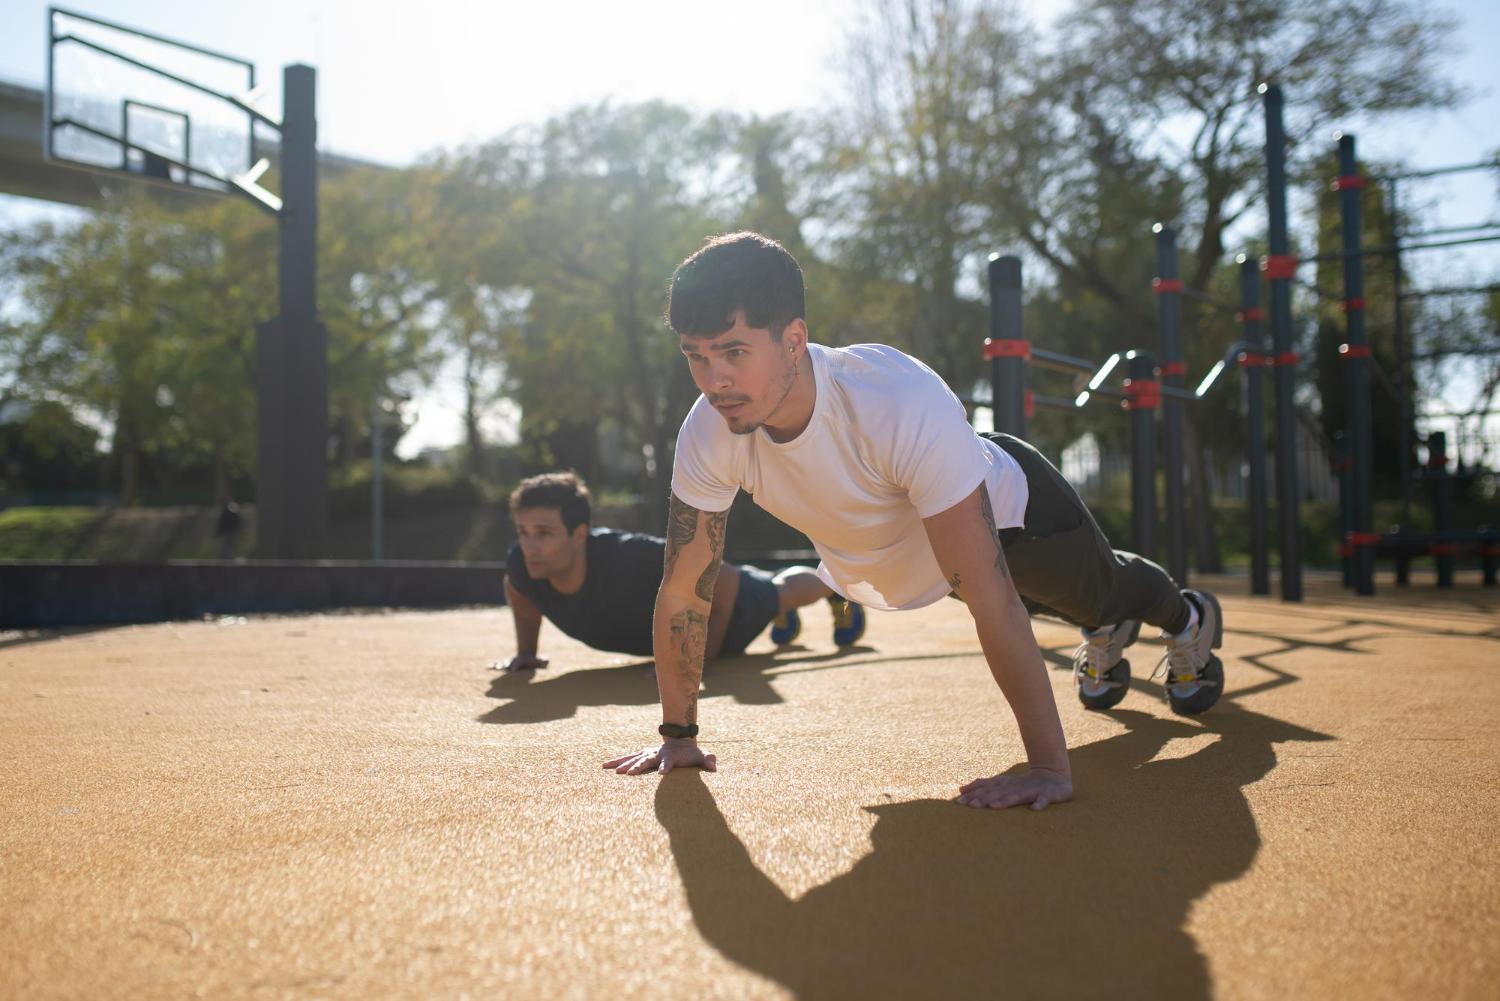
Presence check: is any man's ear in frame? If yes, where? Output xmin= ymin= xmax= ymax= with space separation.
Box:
xmin=782 ymin=318 xmax=809 ymax=357
xmin=571 ymin=522 xmax=590 ymax=546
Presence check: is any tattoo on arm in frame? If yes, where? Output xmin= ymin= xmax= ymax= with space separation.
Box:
xmin=664 ymin=494 xmax=700 ymax=583
xmin=978 ymin=488 xmax=1011 ymax=580
xmin=694 ymin=509 xmax=728 ymax=603
xmin=668 ymin=608 xmax=708 ymax=724
xmin=947 ymin=571 xmax=962 ymax=596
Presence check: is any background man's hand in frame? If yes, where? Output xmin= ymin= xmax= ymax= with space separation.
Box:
xmin=957 ymin=768 xmax=1073 ymax=810
xmin=493 ymin=654 xmax=549 ymax=672
xmin=604 ymin=738 xmax=717 ymax=776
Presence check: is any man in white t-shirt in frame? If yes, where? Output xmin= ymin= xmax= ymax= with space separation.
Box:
xmin=604 ymin=232 xmax=1225 ymax=811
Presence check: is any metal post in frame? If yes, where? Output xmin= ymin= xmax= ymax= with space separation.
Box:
xmin=1428 ymin=432 xmax=1455 ymax=588
xmin=987 ymin=255 xmax=1028 ymax=438
xmin=1389 ymin=177 xmax=1415 ymax=527
xmin=1239 ymin=256 xmax=1270 ymax=596
xmin=1154 ymin=225 xmax=1188 ymax=585
xmin=1127 ymin=351 xmax=1158 ymax=559
xmin=1335 ymin=430 xmax=1353 ymax=587
xmin=1337 ymin=134 xmax=1375 ymax=595
xmin=371 ymin=395 xmax=384 ymax=562
xmin=282 ymin=64 xmax=327 ymax=558
xmin=1261 ymin=83 xmax=1302 ymax=601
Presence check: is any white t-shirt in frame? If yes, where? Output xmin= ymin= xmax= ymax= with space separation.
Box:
xmin=671 ymin=342 xmax=1029 ymax=611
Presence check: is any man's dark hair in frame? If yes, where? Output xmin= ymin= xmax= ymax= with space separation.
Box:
xmin=508 ymin=471 xmax=592 ymax=532
xmin=667 ymin=231 xmax=805 ymax=339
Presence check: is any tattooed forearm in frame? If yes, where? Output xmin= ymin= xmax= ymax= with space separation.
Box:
xmin=668 ymin=608 xmax=709 ymax=724
xmin=664 ymin=494 xmax=700 ymax=582
xmin=947 ymin=571 xmax=962 ymax=596
xmin=978 ymin=488 xmax=1011 ymax=579
xmin=693 ymin=509 xmax=728 ymax=603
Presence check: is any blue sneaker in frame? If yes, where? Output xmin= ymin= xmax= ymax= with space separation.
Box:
xmin=769 ymin=609 xmax=802 ymax=645
xmin=831 ymin=599 xmax=866 ymax=647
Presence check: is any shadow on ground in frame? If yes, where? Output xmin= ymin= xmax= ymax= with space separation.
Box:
xmin=656 ymin=705 xmax=1330 ymax=1001
xmin=477 ymin=645 xmax=888 ymax=724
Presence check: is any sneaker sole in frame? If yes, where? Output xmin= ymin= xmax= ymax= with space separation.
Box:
xmin=1167 ymin=590 xmax=1224 ymax=715
xmin=770 ymin=611 xmax=802 ymax=645
xmin=833 ymin=604 xmax=865 ymax=647
xmin=1079 ymin=658 xmax=1131 ymax=711
xmin=1168 ymin=655 xmax=1223 ymax=715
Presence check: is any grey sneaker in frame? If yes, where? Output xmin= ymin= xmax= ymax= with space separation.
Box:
xmin=1072 ymin=619 xmax=1141 ymax=710
xmin=1156 ymin=589 xmax=1225 ymax=715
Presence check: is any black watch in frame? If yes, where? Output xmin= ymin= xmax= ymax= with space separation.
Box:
xmin=658 ymin=722 xmax=699 ymax=739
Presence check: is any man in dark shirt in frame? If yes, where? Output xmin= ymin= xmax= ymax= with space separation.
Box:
xmin=497 ymin=471 xmax=864 ymax=670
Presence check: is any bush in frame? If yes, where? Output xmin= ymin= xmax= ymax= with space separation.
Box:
xmin=0 ymin=507 xmax=110 ymax=559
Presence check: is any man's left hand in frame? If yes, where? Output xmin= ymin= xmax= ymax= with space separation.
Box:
xmin=957 ymin=768 xmax=1073 ymax=810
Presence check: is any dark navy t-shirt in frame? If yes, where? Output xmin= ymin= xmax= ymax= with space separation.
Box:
xmin=505 ymin=529 xmax=665 ymax=656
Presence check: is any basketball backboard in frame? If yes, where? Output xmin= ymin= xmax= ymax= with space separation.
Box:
xmin=46 ymin=6 xmax=278 ymax=207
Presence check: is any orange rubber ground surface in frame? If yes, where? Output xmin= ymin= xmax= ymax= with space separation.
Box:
xmin=3 ymin=574 xmax=1498 ymax=1000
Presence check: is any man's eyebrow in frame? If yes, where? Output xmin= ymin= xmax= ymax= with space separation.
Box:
xmin=680 ymin=339 xmax=752 ymax=353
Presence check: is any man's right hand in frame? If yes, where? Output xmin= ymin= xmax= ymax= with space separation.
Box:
xmin=493 ymin=653 xmax=549 ymax=672
xmin=604 ymin=738 xmax=717 ymax=775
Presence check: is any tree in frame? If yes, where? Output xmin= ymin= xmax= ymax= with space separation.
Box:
xmin=816 ymin=0 xmax=1046 ymax=388
xmin=495 ymin=102 xmax=735 ymax=511
xmin=0 ymin=167 xmax=450 ymax=505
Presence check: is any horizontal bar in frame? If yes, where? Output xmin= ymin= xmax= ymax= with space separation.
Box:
xmin=1401 ymin=221 xmax=1500 ymax=239
xmin=1031 ymin=393 xmax=1079 ymax=412
xmin=1410 ymin=347 xmax=1500 ymax=360
xmin=1029 ymin=348 xmax=1099 ymax=375
xmin=1303 ymin=233 xmax=1500 ymax=263
xmin=1417 ymin=408 xmax=1500 ymax=418
xmin=1376 ymin=159 xmax=1500 ymax=181
xmin=1400 ymin=285 xmax=1500 ymax=300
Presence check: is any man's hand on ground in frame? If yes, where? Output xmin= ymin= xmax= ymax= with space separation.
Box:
xmin=957 ymin=768 xmax=1073 ymax=811
xmin=492 ymin=654 xmax=549 ymax=672
xmin=604 ymin=739 xmax=717 ymax=776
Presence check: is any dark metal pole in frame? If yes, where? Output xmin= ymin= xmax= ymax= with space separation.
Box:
xmin=1428 ymin=432 xmax=1455 ymax=588
xmin=1154 ymin=225 xmax=1188 ymax=585
xmin=1335 ymin=430 xmax=1353 ymax=587
xmin=987 ymin=255 xmax=1028 ymax=438
xmin=372 ymin=395 xmax=384 ymax=562
xmin=256 ymin=63 xmax=328 ymax=559
xmin=1239 ymin=255 xmax=1270 ymax=596
xmin=1262 ymin=83 xmax=1302 ymax=601
xmin=1337 ymin=134 xmax=1375 ymax=595
xmin=280 ymin=64 xmax=327 ymax=559
xmin=1389 ymin=178 xmax=1415 ymax=527
xmin=1127 ymin=351 xmax=1158 ymax=559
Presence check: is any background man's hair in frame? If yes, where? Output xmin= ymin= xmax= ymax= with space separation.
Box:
xmin=666 ymin=231 xmax=805 ymax=339
xmin=508 ymin=471 xmax=592 ymax=532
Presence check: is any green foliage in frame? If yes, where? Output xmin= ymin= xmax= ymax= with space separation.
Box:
xmin=0 ymin=399 xmax=102 ymax=495
xmin=0 ymin=507 xmax=108 ymax=558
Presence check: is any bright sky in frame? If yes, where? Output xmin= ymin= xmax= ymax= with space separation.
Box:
xmin=1 ymin=0 xmax=1496 ymax=458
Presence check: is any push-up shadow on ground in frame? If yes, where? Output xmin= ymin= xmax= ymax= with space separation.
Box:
xmin=656 ymin=705 xmax=1330 ymax=1001
xmin=477 ymin=645 xmax=898 ymax=725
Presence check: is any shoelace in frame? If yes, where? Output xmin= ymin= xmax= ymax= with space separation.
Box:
xmin=1072 ymin=634 xmax=1113 ymax=682
xmin=1151 ymin=630 xmax=1211 ymax=690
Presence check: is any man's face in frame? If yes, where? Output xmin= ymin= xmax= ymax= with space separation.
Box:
xmin=514 ymin=506 xmax=586 ymax=580
xmin=680 ymin=314 xmax=803 ymax=436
